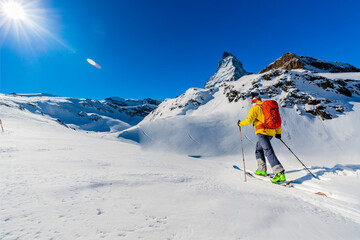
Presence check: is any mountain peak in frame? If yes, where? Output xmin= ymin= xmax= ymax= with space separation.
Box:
xmin=205 ymin=52 xmax=248 ymax=89
xmin=222 ymin=51 xmax=235 ymax=59
xmin=259 ymin=52 xmax=303 ymax=74
xmin=260 ymin=52 xmax=360 ymax=73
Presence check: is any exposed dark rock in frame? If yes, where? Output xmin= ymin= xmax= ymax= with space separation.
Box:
xmin=250 ymin=92 xmax=261 ymax=99
xmin=260 ymin=53 xmax=304 ymax=73
xmin=262 ymin=70 xmax=282 ymax=80
xmin=317 ymin=109 xmax=332 ymax=120
xmin=57 ymin=119 xmax=69 ymax=128
xmin=190 ymin=99 xmax=201 ymax=106
xmin=334 ymin=106 xmax=345 ymax=113
xmin=259 ymin=52 xmax=360 ymax=73
xmin=224 ymin=85 xmax=241 ymax=103
xmin=307 ymin=99 xmax=321 ymax=105
xmin=317 ymin=80 xmax=334 ymax=90
xmin=337 ymin=86 xmax=352 ymax=97
xmin=222 ymin=51 xmax=234 ymax=59
xmin=335 ymin=80 xmax=347 ymax=87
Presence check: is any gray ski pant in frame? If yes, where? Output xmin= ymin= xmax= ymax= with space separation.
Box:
xmin=255 ymin=133 xmax=284 ymax=175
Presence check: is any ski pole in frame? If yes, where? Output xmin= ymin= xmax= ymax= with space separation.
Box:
xmin=238 ymin=125 xmax=247 ymax=182
xmin=0 ymin=119 xmax=3 ymax=132
xmin=279 ymin=139 xmax=317 ymax=179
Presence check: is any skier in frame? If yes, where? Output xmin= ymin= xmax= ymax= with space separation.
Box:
xmin=238 ymin=96 xmax=286 ymax=183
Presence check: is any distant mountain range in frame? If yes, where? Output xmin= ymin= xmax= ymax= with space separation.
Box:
xmin=0 ymin=93 xmax=160 ymax=132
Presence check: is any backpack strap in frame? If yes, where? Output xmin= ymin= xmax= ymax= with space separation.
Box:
xmin=255 ymin=104 xmax=267 ymax=130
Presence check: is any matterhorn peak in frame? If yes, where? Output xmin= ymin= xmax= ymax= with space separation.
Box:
xmin=204 ymin=51 xmax=248 ymax=89
xmin=222 ymin=51 xmax=235 ymax=59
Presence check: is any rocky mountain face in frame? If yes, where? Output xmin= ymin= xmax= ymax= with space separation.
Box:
xmin=0 ymin=93 xmax=161 ymax=132
xmin=204 ymin=52 xmax=248 ymax=89
xmin=260 ymin=52 xmax=360 ymax=74
xmin=223 ymin=69 xmax=360 ymax=120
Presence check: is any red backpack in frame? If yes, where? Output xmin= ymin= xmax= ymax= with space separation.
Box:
xmin=258 ymin=100 xmax=282 ymax=129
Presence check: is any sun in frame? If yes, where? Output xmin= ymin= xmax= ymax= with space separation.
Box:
xmin=0 ymin=0 xmax=74 ymax=53
xmin=2 ymin=1 xmax=26 ymax=20
xmin=0 ymin=0 xmax=47 ymax=44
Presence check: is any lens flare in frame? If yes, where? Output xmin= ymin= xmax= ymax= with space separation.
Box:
xmin=87 ymin=58 xmax=96 ymax=66
xmin=87 ymin=58 xmax=101 ymax=69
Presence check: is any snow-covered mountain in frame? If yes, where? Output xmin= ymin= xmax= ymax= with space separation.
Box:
xmin=120 ymin=52 xmax=360 ymax=160
xmin=204 ymin=51 xmax=248 ymax=89
xmin=0 ymin=93 xmax=160 ymax=132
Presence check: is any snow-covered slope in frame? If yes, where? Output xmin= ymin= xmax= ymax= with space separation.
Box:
xmin=1 ymin=95 xmax=360 ymax=240
xmin=0 ymin=93 xmax=160 ymax=132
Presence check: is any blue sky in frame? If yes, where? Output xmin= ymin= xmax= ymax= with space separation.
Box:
xmin=1 ymin=0 xmax=359 ymax=100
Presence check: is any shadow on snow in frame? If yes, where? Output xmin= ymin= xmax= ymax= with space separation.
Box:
xmin=288 ymin=164 xmax=360 ymax=184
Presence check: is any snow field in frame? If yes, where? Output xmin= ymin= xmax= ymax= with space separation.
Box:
xmin=1 ymin=106 xmax=360 ymax=239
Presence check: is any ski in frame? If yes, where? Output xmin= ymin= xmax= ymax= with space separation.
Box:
xmin=233 ymin=165 xmax=329 ymax=197
xmin=233 ymin=165 xmax=294 ymax=187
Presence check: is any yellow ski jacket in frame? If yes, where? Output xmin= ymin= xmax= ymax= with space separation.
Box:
xmin=238 ymin=100 xmax=281 ymax=136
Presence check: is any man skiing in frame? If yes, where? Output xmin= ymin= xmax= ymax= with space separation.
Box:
xmin=238 ymin=96 xmax=286 ymax=183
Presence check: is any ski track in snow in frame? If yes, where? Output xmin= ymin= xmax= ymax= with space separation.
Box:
xmin=1 ymin=106 xmax=360 ymax=240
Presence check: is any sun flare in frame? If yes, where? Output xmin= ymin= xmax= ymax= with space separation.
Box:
xmin=3 ymin=1 xmax=25 ymax=20
xmin=0 ymin=0 xmax=71 ymax=51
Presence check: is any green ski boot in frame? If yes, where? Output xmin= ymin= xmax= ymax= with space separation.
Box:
xmin=255 ymin=169 xmax=267 ymax=176
xmin=272 ymin=172 xmax=286 ymax=183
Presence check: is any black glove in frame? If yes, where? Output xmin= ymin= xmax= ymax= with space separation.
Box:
xmin=238 ymin=120 xmax=241 ymax=126
xmin=275 ymin=134 xmax=281 ymax=139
